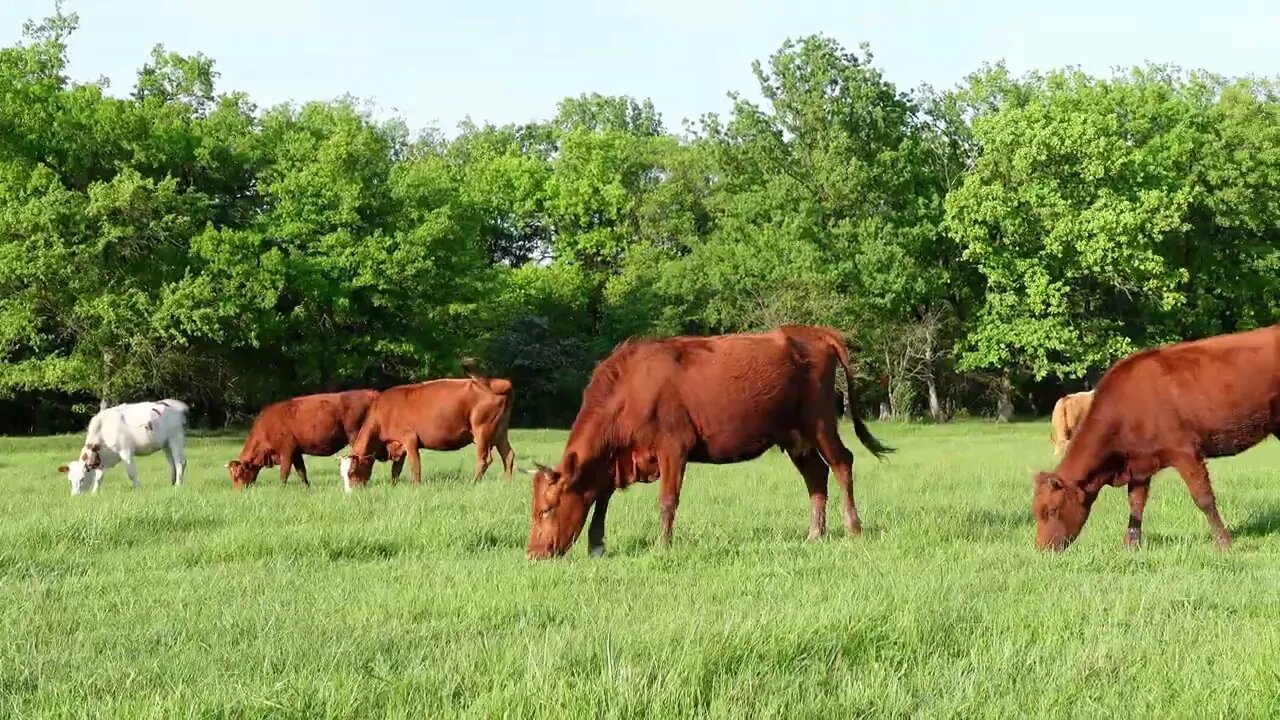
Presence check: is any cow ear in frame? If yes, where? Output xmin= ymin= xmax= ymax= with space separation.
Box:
xmin=562 ymin=451 xmax=579 ymax=479
xmin=57 ymin=465 xmax=69 ymax=474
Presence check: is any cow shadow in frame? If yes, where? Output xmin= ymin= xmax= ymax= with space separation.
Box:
xmin=1231 ymin=505 xmax=1280 ymax=538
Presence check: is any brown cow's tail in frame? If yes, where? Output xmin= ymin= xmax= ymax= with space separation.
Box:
xmin=824 ymin=328 xmax=895 ymax=459
xmin=460 ymin=357 xmax=512 ymax=395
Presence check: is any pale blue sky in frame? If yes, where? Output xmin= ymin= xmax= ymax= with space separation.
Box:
xmin=3 ymin=1 xmax=1278 ymax=136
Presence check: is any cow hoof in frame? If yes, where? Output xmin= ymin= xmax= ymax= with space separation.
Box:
xmin=1215 ymin=536 xmax=1234 ymax=550
xmin=589 ymin=545 xmax=606 ymax=558
xmin=805 ymin=530 xmax=824 ymax=542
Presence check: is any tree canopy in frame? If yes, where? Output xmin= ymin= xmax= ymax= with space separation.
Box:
xmin=2 ymin=8 xmax=1278 ymax=431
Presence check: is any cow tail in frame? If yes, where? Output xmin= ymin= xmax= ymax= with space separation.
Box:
xmin=461 ymin=357 xmax=512 ymax=397
xmin=826 ymin=329 xmax=895 ymax=459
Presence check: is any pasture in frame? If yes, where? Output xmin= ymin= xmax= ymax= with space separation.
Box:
xmin=4 ymin=422 xmax=1280 ymax=718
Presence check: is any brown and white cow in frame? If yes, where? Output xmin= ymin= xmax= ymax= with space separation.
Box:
xmin=526 ymin=324 xmax=895 ymax=559
xmin=225 ymin=389 xmax=397 ymax=489
xmin=1033 ymin=324 xmax=1280 ymax=551
xmin=1049 ymin=390 xmax=1095 ymax=456
xmin=339 ymin=359 xmax=515 ymax=491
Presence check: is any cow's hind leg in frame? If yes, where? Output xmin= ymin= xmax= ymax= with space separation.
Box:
xmin=786 ymin=448 xmax=830 ymax=541
xmin=496 ymin=430 xmax=515 ymax=482
xmin=656 ymin=453 xmax=687 ymax=548
xmin=121 ymin=452 xmax=141 ymax=491
xmin=166 ymin=435 xmax=187 ymax=486
xmin=471 ymin=429 xmax=494 ymax=483
xmin=588 ymin=489 xmax=614 ymax=557
xmin=814 ymin=426 xmax=860 ymax=536
xmin=1173 ymin=453 xmax=1232 ymax=548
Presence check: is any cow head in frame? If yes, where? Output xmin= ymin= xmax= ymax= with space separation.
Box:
xmin=340 ymin=454 xmax=376 ymax=493
xmin=224 ymin=460 xmax=262 ymax=489
xmin=1032 ymin=471 xmax=1092 ymax=550
xmin=526 ymin=451 xmax=593 ymax=559
xmin=58 ymin=460 xmax=99 ymax=495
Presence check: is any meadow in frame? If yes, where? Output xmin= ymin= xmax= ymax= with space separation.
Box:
xmin=3 ymin=421 xmax=1280 ymax=718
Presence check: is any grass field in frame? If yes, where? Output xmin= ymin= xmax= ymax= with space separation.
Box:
xmin=4 ymin=421 xmax=1280 ymax=718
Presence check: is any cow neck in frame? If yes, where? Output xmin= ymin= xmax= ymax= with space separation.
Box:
xmin=1053 ymin=422 xmax=1116 ymax=498
xmin=561 ymin=422 xmax=614 ymax=495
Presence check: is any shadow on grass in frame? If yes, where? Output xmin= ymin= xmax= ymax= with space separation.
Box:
xmin=963 ymin=508 xmax=1034 ymax=531
xmin=1231 ymin=505 xmax=1280 ymax=538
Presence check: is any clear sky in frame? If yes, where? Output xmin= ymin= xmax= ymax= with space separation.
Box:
xmin=3 ymin=1 xmax=1278 ymax=137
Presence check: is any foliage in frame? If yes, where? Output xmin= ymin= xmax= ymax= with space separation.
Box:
xmin=2 ymin=8 xmax=1279 ymax=430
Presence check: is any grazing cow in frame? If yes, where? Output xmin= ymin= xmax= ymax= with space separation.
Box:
xmin=225 ymin=389 xmax=401 ymax=489
xmin=1049 ymin=390 xmax=1095 ymax=456
xmin=57 ymin=399 xmax=190 ymax=495
xmin=526 ymin=324 xmax=895 ymax=559
xmin=339 ymin=359 xmax=515 ymax=491
xmin=1032 ymin=324 xmax=1280 ymax=551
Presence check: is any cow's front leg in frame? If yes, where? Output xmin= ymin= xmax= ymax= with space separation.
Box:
xmin=656 ymin=453 xmax=686 ymax=548
xmin=1126 ymin=480 xmax=1150 ymax=548
xmin=588 ymin=490 xmax=614 ymax=557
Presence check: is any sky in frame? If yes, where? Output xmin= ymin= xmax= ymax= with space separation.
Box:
xmin=2 ymin=0 xmax=1278 ymax=137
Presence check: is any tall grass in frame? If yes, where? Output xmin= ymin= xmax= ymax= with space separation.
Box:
xmin=2 ymin=422 xmax=1279 ymax=718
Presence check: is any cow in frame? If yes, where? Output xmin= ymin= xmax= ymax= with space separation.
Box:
xmin=1032 ymin=324 xmax=1280 ymax=551
xmin=526 ymin=324 xmax=895 ymax=560
xmin=225 ymin=389 xmax=403 ymax=489
xmin=339 ymin=359 xmax=515 ymax=491
xmin=57 ymin=399 xmax=190 ymax=495
xmin=1049 ymin=390 xmax=1095 ymax=456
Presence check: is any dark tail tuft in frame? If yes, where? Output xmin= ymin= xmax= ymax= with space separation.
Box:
xmin=853 ymin=415 xmax=895 ymax=459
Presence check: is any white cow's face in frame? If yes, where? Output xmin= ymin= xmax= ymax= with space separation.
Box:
xmin=339 ymin=456 xmax=353 ymax=493
xmin=58 ymin=460 xmax=96 ymax=495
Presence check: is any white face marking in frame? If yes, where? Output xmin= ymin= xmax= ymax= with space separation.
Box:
xmin=64 ymin=460 xmax=91 ymax=495
xmin=339 ymin=457 xmax=352 ymax=493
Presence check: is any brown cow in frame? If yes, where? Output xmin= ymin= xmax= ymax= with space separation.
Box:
xmin=225 ymin=389 xmax=404 ymax=489
xmin=339 ymin=359 xmax=515 ymax=490
xmin=1049 ymin=390 xmax=1095 ymax=456
xmin=1033 ymin=324 xmax=1280 ymax=551
xmin=526 ymin=325 xmax=895 ymax=559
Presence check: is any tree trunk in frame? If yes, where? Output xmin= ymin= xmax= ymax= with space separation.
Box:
xmin=99 ymin=350 xmax=114 ymax=410
xmin=926 ymin=372 xmax=944 ymax=423
xmin=995 ymin=377 xmax=1014 ymax=423
xmin=879 ymin=401 xmax=892 ymax=422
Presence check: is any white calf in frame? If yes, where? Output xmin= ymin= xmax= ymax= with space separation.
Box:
xmin=57 ymin=399 xmax=191 ymax=495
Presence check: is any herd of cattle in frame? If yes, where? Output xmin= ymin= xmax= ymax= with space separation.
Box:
xmin=51 ymin=322 xmax=1280 ymax=557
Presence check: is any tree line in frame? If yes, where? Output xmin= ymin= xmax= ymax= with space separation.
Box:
xmin=2 ymin=7 xmax=1278 ymax=432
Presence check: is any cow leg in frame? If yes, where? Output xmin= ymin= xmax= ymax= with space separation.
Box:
xmin=471 ymin=431 xmax=494 ymax=483
xmin=656 ymin=453 xmax=686 ymax=547
xmin=121 ymin=452 xmax=140 ymax=491
xmin=1125 ymin=480 xmax=1150 ymax=548
xmin=277 ymin=448 xmax=294 ymax=484
xmin=293 ymin=454 xmax=310 ymax=488
xmin=1173 ymin=454 xmax=1232 ymax=548
xmin=588 ymin=489 xmax=614 ymax=557
xmin=787 ymin=449 xmax=830 ymax=541
xmin=814 ymin=429 xmax=860 ymax=535
xmin=390 ymin=456 xmax=404 ymax=485
xmin=406 ymin=439 xmax=423 ymax=485
xmin=163 ymin=438 xmax=186 ymax=487
xmin=496 ymin=431 xmax=516 ymax=482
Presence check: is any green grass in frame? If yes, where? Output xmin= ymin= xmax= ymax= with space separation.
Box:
xmin=4 ymin=421 xmax=1280 ymax=718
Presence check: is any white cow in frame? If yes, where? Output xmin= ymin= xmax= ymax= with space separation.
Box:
xmin=57 ymin=399 xmax=191 ymax=495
